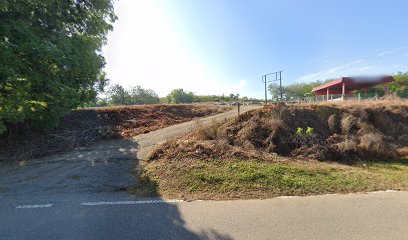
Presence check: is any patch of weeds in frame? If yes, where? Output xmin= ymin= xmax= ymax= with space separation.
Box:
xmin=127 ymin=169 xmax=160 ymax=198
xmin=142 ymin=158 xmax=408 ymax=200
xmin=70 ymin=175 xmax=81 ymax=180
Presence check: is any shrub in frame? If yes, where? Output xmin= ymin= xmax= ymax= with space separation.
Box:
xmin=0 ymin=0 xmax=116 ymax=135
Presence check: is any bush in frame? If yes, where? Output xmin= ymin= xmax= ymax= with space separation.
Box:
xmin=0 ymin=0 xmax=116 ymax=134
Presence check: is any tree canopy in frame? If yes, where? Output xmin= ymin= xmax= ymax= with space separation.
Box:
xmin=166 ymin=88 xmax=195 ymax=104
xmin=391 ymin=72 xmax=408 ymax=97
xmin=99 ymin=84 xmax=160 ymax=106
xmin=0 ymin=0 xmax=116 ymax=134
xmin=268 ymin=83 xmax=282 ymax=101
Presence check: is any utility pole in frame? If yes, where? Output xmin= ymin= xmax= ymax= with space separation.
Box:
xmin=263 ymin=75 xmax=267 ymax=105
xmin=262 ymin=70 xmax=283 ymax=104
xmin=279 ymin=71 xmax=283 ymax=100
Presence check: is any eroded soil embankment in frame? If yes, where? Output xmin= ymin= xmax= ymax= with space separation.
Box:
xmin=150 ymin=101 xmax=408 ymax=163
xmin=0 ymin=104 xmax=230 ymax=162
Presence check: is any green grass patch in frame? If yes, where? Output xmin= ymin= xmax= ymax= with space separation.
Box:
xmin=134 ymin=158 xmax=408 ymax=200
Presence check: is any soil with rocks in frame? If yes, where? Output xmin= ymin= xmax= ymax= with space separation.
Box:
xmin=149 ymin=100 xmax=408 ymax=163
xmin=0 ymin=104 xmax=230 ymax=162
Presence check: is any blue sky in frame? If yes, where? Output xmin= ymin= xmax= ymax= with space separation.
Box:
xmin=103 ymin=0 xmax=408 ymax=98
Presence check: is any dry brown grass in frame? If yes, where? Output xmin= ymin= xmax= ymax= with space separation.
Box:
xmin=149 ymin=100 xmax=407 ymax=163
xmin=0 ymin=104 xmax=231 ymax=162
xmin=312 ymin=98 xmax=408 ymax=108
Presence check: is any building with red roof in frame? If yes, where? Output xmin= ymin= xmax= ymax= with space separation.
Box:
xmin=311 ymin=76 xmax=394 ymax=101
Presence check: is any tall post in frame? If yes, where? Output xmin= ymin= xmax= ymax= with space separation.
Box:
xmin=279 ymin=71 xmax=283 ymax=101
xmin=326 ymin=88 xmax=330 ymax=101
xmin=342 ymin=83 xmax=345 ymax=100
xmin=263 ymin=76 xmax=267 ymax=105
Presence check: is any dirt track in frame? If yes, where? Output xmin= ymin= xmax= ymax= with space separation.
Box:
xmin=134 ymin=105 xmax=261 ymax=160
xmin=0 ymin=104 xmax=229 ymax=162
xmin=0 ymin=106 xmax=260 ymax=201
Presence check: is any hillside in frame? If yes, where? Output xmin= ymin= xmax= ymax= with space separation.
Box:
xmin=150 ymin=100 xmax=408 ymax=163
xmin=0 ymin=104 xmax=230 ymax=162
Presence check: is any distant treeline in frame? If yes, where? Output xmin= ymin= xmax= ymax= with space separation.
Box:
xmin=89 ymin=85 xmax=261 ymax=107
xmin=93 ymin=72 xmax=408 ymax=107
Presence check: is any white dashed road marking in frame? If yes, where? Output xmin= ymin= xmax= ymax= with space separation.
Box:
xmin=16 ymin=204 xmax=53 ymax=209
xmin=80 ymin=199 xmax=183 ymax=206
xmin=10 ymin=190 xmax=400 ymax=210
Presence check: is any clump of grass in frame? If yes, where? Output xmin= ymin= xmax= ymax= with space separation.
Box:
xmin=127 ymin=169 xmax=160 ymax=197
xmin=142 ymin=158 xmax=408 ymax=200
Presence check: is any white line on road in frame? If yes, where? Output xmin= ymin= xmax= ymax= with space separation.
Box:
xmin=80 ymin=199 xmax=184 ymax=206
xmin=16 ymin=204 xmax=53 ymax=209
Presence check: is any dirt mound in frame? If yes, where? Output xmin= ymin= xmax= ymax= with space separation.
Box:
xmin=149 ymin=101 xmax=408 ymax=163
xmin=0 ymin=104 xmax=230 ymax=162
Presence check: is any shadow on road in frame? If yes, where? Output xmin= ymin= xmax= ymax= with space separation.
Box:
xmin=0 ymin=139 xmax=140 ymax=200
xmin=0 ymin=138 xmax=232 ymax=239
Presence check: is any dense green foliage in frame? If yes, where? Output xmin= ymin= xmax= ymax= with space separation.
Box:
xmin=95 ymin=84 xmax=160 ymax=106
xmin=269 ymin=80 xmax=324 ymax=101
xmin=0 ymin=0 xmax=116 ymax=134
xmin=165 ymin=88 xmax=195 ymax=104
xmin=164 ymin=89 xmax=257 ymax=104
xmin=89 ymin=85 xmax=258 ymax=107
xmin=391 ymin=72 xmax=408 ymax=97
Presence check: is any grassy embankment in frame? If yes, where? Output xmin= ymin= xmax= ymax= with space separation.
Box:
xmin=129 ymin=101 xmax=408 ymax=200
xmin=131 ymin=158 xmax=408 ymax=200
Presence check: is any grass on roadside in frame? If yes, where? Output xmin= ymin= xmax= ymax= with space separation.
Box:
xmin=129 ymin=158 xmax=408 ymax=200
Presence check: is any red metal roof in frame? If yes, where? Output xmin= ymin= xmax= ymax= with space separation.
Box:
xmin=311 ymin=76 xmax=394 ymax=95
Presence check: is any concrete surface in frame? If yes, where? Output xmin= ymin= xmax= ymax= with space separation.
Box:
xmin=0 ymin=191 xmax=407 ymax=239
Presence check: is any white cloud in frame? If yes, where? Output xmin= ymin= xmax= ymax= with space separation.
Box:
xmin=297 ymin=60 xmax=363 ymax=82
xmin=376 ymin=47 xmax=404 ymax=57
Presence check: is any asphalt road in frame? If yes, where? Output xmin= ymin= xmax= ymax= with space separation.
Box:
xmin=1 ymin=105 xmax=407 ymax=239
xmin=1 ymin=191 xmax=407 ymax=240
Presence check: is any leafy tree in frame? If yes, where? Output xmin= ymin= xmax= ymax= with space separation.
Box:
xmin=166 ymin=88 xmax=194 ymax=104
xmin=129 ymin=85 xmax=160 ymax=104
xmin=0 ymin=0 xmax=116 ymax=134
xmin=107 ymin=84 xmax=131 ymax=106
xmin=284 ymin=81 xmax=323 ymax=100
xmin=269 ymin=80 xmax=326 ymax=101
xmin=103 ymin=84 xmax=160 ymax=106
xmin=94 ymin=97 xmax=109 ymax=107
xmin=391 ymin=72 xmax=408 ymax=98
xmin=268 ymin=83 xmax=281 ymax=101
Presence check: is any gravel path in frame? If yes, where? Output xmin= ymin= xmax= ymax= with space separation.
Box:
xmin=0 ymin=106 xmax=260 ymax=202
xmin=134 ymin=105 xmax=260 ymax=160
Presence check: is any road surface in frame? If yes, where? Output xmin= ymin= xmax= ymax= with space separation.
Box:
xmin=0 ymin=191 xmax=407 ymax=239
xmin=1 ymin=105 xmax=407 ymax=239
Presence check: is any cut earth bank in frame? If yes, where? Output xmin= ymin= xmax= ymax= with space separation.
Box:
xmin=135 ymin=100 xmax=408 ymax=200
